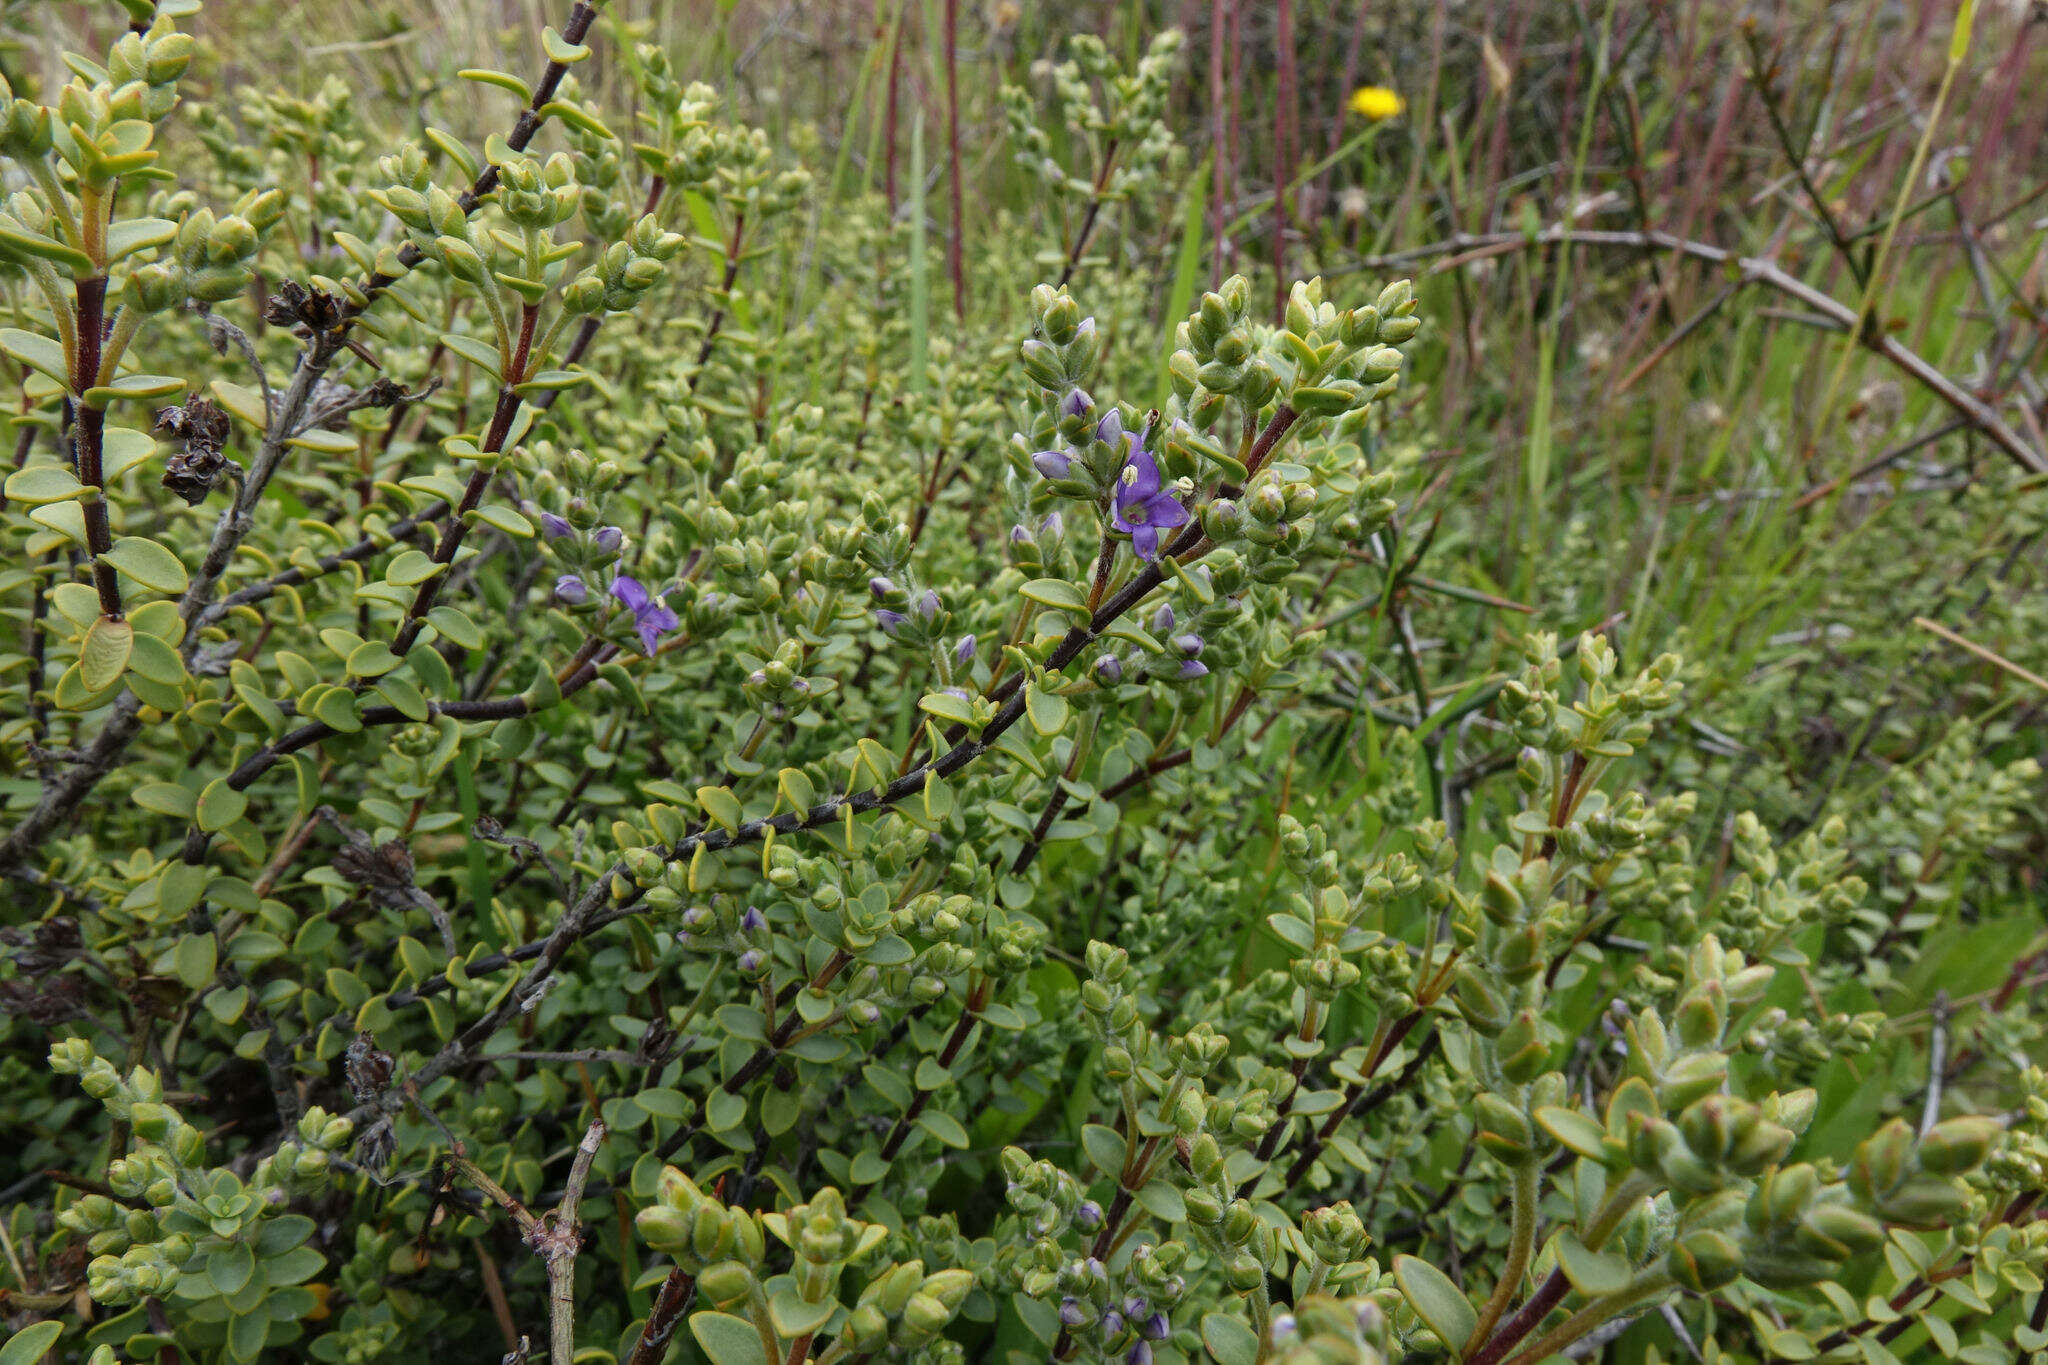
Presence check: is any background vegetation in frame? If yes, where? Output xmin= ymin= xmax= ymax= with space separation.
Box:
xmin=2 ymin=2 xmax=2044 ymax=1364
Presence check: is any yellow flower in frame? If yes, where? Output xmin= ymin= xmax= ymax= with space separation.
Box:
xmin=1348 ymin=86 xmax=1406 ymax=122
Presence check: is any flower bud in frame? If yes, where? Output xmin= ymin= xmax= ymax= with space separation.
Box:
xmin=1917 ymin=1116 xmax=2001 ymax=1174
xmin=1667 ymin=1229 xmax=1742 ymax=1293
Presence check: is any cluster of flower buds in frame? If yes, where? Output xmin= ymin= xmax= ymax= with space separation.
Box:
xmin=870 ymin=576 xmax=948 ymax=645
xmin=1080 ymin=941 xmax=1146 ymax=1084
xmin=1018 ymin=288 xmax=1103 ymax=416
xmin=104 ymin=18 xmax=198 ymax=122
xmin=841 ymin=1259 xmax=978 ymax=1355
xmin=0 ymin=78 xmax=52 ymax=161
xmin=637 ymin=1165 xmax=767 ymax=1272
xmin=1267 ymin=1294 xmax=1395 ymax=1365
xmin=51 ymin=1040 xmax=349 ymax=1306
xmin=563 ymin=214 xmax=687 ymax=315
xmin=133 ymin=189 xmax=284 ymax=309
xmin=1001 ymin=31 xmax=1182 ymax=213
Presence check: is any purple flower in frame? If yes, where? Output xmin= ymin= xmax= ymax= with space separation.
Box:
xmin=1150 ymin=603 xmax=1175 ymax=634
xmin=739 ymin=906 xmax=767 ymax=932
xmin=1010 ymin=523 xmax=1032 ymax=545
xmin=1126 ymin=1344 xmax=1153 ymax=1365
xmin=875 ymin=608 xmax=908 ymax=635
xmin=1141 ymin=1314 xmax=1170 ymax=1342
xmin=539 ymin=511 xmax=574 ymax=539
xmin=1073 ymin=1200 xmax=1103 ymax=1231
xmin=1061 ymin=388 xmax=1094 ymax=419
xmin=1031 ymin=449 xmax=1073 ymax=481
xmin=915 ymin=589 xmax=941 ymax=621
xmin=954 ymin=635 xmax=977 ymax=664
xmin=1094 ymin=655 xmax=1124 ymax=685
xmin=1098 ymin=1310 xmax=1126 ymax=1338
xmin=1059 ymin=1299 xmax=1089 ymax=1329
xmin=1172 ymin=633 xmax=1205 ymax=658
xmin=1123 ymin=1297 xmax=1149 ymax=1322
xmin=590 ymin=525 xmax=624 ymax=554
xmin=610 ymin=574 xmax=679 ymax=654
xmin=1110 ymin=447 xmax=1188 ymax=560
xmin=869 ymin=575 xmax=896 ymax=598
xmin=1040 ymin=511 xmax=1063 ymax=539
xmin=1096 ymin=409 xmax=1126 ymax=446
xmin=554 ymin=574 xmax=589 ymax=605
xmin=1174 ymin=633 xmax=1209 ymax=681
xmin=1178 ymin=660 xmax=1209 ymax=680
xmin=735 ymin=948 xmax=764 ymax=974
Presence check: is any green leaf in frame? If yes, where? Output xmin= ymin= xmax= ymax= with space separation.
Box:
xmin=767 ymin=1290 xmax=836 ymax=1337
xmin=918 ymin=691 xmax=976 ymax=726
xmin=1553 ymin=1231 xmax=1632 ymax=1296
xmin=196 ymin=778 xmax=248 ymax=832
xmin=133 ymin=782 xmax=196 ymax=818
xmin=312 ymin=688 xmax=361 ymax=733
xmin=916 ymin=1110 xmax=969 ymax=1148
xmin=1535 ymin=1106 xmax=1610 ymax=1164
xmin=83 ymin=373 xmax=185 ymax=407
xmin=102 ymin=426 xmax=158 ymax=482
xmin=207 ymin=1241 xmax=256 ymax=1296
xmin=0 ymin=329 xmax=71 ymax=385
xmin=697 ymin=785 xmax=744 ymax=833
xmin=346 ymin=642 xmax=403 ymax=678
xmin=457 ymin=68 xmax=533 ymax=99
xmin=470 ymin=503 xmax=534 ymax=537
xmin=1081 ymin=1123 xmax=1126 ymax=1180
xmin=105 ymin=217 xmax=178 ymax=264
xmin=3 ymin=465 xmax=84 ymax=505
xmin=172 ymin=932 xmax=217 ymax=990
xmin=1201 ymin=1311 xmax=1259 ymax=1365
xmin=541 ymin=100 xmax=612 ymax=139
xmin=80 ymin=614 xmax=133 ymax=693
xmin=440 ymin=331 xmax=502 ymax=378
xmin=1025 ymin=681 xmax=1069 ymax=736
xmin=1393 ymin=1254 xmax=1476 ymax=1358
xmin=541 ymin=25 xmax=591 ymax=62
xmin=689 ymin=1313 xmax=767 ymax=1365
xmin=102 ymin=536 xmax=189 ymax=594
xmin=0 ymin=222 xmax=92 ymax=273
xmin=0 ymin=1321 xmax=63 ymax=1365
xmin=427 ymin=606 xmax=483 ymax=650
xmin=1020 ymin=577 xmax=1089 ymax=614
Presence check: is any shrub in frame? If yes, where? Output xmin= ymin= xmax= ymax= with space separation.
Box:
xmin=1 ymin=5 xmax=2043 ymax=1365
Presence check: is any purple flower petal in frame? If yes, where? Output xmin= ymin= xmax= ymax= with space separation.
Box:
xmin=1178 ymin=659 xmax=1209 ymax=679
xmin=1130 ymin=524 xmax=1160 ymax=560
xmin=539 ymin=511 xmax=574 ymax=539
xmin=1118 ymin=447 xmax=1162 ymax=500
xmin=610 ymin=575 xmax=649 ymax=611
xmin=554 ymin=574 xmax=588 ymax=604
xmin=1148 ymin=494 xmax=1189 ymax=531
xmin=1096 ymin=409 xmax=1124 ymax=446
